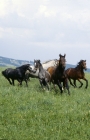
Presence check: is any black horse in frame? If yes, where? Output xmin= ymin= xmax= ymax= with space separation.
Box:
xmin=34 ymin=59 xmax=51 ymax=90
xmin=47 ymin=54 xmax=70 ymax=95
xmin=2 ymin=64 xmax=35 ymax=86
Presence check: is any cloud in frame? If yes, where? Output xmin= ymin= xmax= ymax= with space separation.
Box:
xmin=0 ymin=0 xmax=90 ymax=67
xmin=0 ymin=0 xmax=15 ymax=17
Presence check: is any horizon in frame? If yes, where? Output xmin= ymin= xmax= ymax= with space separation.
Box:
xmin=0 ymin=55 xmax=90 ymax=69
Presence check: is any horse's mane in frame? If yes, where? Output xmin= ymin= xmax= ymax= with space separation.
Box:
xmin=75 ymin=60 xmax=85 ymax=70
xmin=42 ymin=59 xmax=58 ymax=64
xmin=76 ymin=60 xmax=83 ymax=66
xmin=16 ymin=64 xmax=30 ymax=69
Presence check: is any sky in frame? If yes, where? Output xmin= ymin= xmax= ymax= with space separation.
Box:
xmin=0 ymin=0 xmax=90 ymax=68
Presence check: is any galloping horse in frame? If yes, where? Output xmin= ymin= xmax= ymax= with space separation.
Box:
xmin=34 ymin=59 xmax=51 ymax=90
xmin=65 ymin=60 xmax=88 ymax=88
xmin=2 ymin=64 xmax=35 ymax=86
xmin=47 ymin=54 xmax=70 ymax=95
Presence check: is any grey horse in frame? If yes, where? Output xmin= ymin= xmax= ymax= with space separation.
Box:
xmin=34 ymin=59 xmax=51 ymax=90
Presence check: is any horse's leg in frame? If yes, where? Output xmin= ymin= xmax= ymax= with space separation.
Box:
xmin=24 ymin=80 xmax=28 ymax=86
xmin=24 ymin=79 xmax=28 ymax=87
xmin=6 ymin=78 xmax=12 ymax=85
xmin=20 ymin=81 xmax=22 ymax=86
xmin=25 ymin=74 xmax=30 ymax=82
xmin=82 ymin=77 xmax=88 ymax=89
xmin=50 ymin=80 xmax=56 ymax=91
xmin=17 ymin=79 xmax=22 ymax=86
xmin=65 ymin=78 xmax=70 ymax=95
xmin=12 ymin=79 xmax=15 ymax=86
xmin=62 ymin=81 xmax=65 ymax=91
xmin=45 ymin=78 xmax=50 ymax=90
xmin=48 ymin=80 xmax=51 ymax=90
xmin=68 ymin=78 xmax=75 ymax=87
xmin=52 ymin=80 xmax=56 ymax=89
xmin=73 ymin=80 xmax=77 ymax=87
xmin=45 ymin=81 xmax=49 ymax=90
xmin=57 ymin=80 xmax=63 ymax=94
xmin=77 ymin=79 xmax=83 ymax=88
xmin=46 ymin=82 xmax=49 ymax=90
xmin=39 ymin=79 xmax=44 ymax=89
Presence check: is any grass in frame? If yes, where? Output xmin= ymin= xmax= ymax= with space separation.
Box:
xmin=0 ymin=67 xmax=90 ymax=140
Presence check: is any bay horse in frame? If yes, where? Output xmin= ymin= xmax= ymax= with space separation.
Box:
xmin=47 ymin=54 xmax=70 ymax=95
xmin=34 ymin=59 xmax=51 ymax=90
xmin=2 ymin=64 xmax=35 ymax=86
xmin=65 ymin=60 xmax=88 ymax=88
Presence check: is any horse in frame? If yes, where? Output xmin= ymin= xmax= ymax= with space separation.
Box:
xmin=47 ymin=54 xmax=70 ymax=95
xmin=65 ymin=60 xmax=88 ymax=88
xmin=27 ymin=59 xmax=59 ymax=79
xmin=34 ymin=59 xmax=51 ymax=90
xmin=2 ymin=64 xmax=35 ymax=86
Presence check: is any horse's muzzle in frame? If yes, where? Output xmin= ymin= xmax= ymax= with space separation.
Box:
xmin=85 ymin=68 xmax=87 ymax=71
xmin=2 ymin=71 xmax=4 ymax=75
xmin=29 ymin=67 xmax=36 ymax=73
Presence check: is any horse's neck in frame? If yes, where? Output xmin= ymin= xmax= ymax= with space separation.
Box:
xmin=23 ymin=67 xmax=27 ymax=72
xmin=39 ymin=64 xmax=44 ymax=72
xmin=76 ymin=65 xmax=84 ymax=73
xmin=57 ymin=65 xmax=65 ymax=74
xmin=20 ymin=67 xmax=26 ymax=73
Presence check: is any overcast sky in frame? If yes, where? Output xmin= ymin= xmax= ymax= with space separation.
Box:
xmin=0 ymin=0 xmax=90 ymax=67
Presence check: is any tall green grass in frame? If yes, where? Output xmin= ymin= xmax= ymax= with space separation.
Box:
xmin=0 ymin=67 xmax=90 ymax=140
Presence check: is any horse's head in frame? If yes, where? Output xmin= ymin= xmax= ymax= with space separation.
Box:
xmin=59 ymin=54 xmax=66 ymax=69
xmin=34 ymin=59 xmax=41 ymax=69
xmin=79 ymin=60 xmax=87 ymax=70
xmin=2 ymin=70 xmax=5 ymax=76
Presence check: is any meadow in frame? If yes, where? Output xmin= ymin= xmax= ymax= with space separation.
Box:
xmin=0 ymin=67 xmax=90 ymax=140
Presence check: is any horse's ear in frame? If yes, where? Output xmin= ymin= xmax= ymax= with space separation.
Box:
xmin=59 ymin=54 xmax=61 ymax=57
xmin=85 ymin=60 xmax=86 ymax=62
xmin=64 ymin=54 xmax=66 ymax=57
xmin=39 ymin=60 xmax=40 ymax=63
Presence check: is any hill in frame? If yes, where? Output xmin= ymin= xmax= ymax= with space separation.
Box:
xmin=0 ymin=56 xmax=33 ymax=67
xmin=0 ymin=56 xmax=90 ymax=72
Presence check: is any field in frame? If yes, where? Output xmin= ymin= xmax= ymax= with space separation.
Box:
xmin=0 ymin=67 xmax=90 ymax=140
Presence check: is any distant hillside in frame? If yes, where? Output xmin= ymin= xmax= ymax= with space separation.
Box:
xmin=0 ymin=56 xmax=33 ymax=67
xmin=0 ymin=56 xmax=90 ymax=72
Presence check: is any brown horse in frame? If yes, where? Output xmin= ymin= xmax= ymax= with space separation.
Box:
xmin=65 ymin=60 xmax=88 ymax=88
xmin=47 ymin=54 xmax=70 ymax=95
